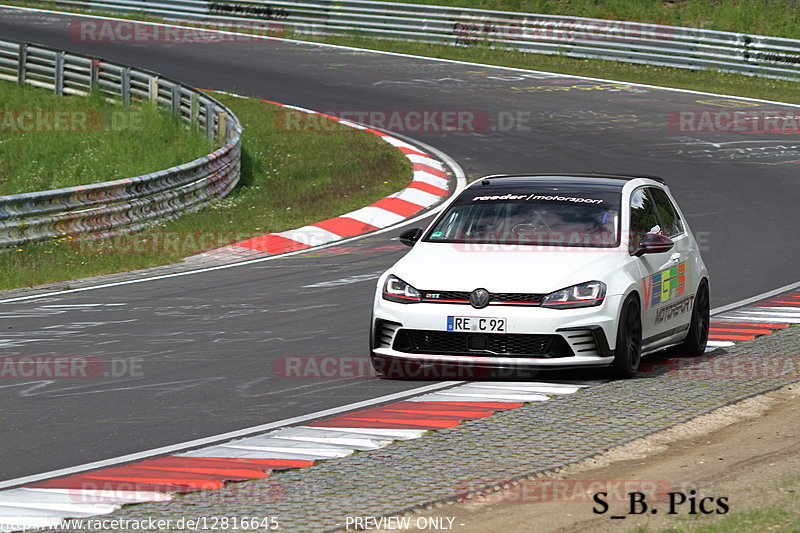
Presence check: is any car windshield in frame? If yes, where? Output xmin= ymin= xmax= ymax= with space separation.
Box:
xmin=425 ymin=187 xmax=621 ymax=248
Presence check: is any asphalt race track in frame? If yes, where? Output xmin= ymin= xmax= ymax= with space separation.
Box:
xmin=1 ymin=8 xmax=799 ymax=482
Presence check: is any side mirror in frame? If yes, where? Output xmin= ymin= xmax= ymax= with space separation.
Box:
xmin=399 ymin=227 xmax=423 ymax=247
xmin=632 ymin=233 xmax=674 ymax=257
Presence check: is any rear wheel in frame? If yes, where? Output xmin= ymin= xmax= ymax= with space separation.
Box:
xmin=680 ymin=279 xmax=710 ymax=356
xmin=611 ymin=295 xmax=642 ymax=379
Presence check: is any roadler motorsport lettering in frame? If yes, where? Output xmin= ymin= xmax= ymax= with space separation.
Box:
xmin=472 ymin=193 xmax=604 ymax=204
xmin=654 ymin=295 xmax=695 ymax=325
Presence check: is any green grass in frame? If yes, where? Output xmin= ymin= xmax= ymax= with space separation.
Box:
xmin=375 ymin=0 xmax=800 ymax=40
xmin=0 ymin=81 xmax=212 ymax=195
xmin=0 ymin=91 xmax=411 ymax=290
xmin=645 ymin=505 xmax=800 ymax=532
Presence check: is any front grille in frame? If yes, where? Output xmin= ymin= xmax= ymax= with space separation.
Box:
xmin=420 ymin=290 xmax=544 ymax=306
xmin=420 ymin=291 xmax=470 ymax=303
xmin=393 ymin=329 xmax=572 ymax=358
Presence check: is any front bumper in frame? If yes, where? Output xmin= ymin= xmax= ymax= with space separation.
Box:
xmin=371 ymin=296 xmax=621 ymax=368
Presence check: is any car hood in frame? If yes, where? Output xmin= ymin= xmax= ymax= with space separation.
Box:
xmin=391 ymin=242 xmax=627 ymax=294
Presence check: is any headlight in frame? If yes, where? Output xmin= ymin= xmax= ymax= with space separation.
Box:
xmin=542 ymin=281 xmax=606 ymax=309
xmin=382 ymin=275 xmax=422 ymax=303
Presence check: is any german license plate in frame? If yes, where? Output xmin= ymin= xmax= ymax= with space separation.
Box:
xmin=447 ymin=316 xmax=506 ymax=333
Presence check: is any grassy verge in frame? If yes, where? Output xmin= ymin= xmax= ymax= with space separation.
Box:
xmin=376 ymin=0 xmax=800 ymax=40
xmin=0 ymin=91 xmax=411 ymax=290
xmin=0 ymin=81 xmax=211 ymax=195
xmin=646 ymin=474 xmax=800 ymax=532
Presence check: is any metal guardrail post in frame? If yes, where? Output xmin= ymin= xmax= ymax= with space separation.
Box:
xmin=121 ymin=67 xmax=131 ymax=105
xmin=191 ymin=92 xmax=199 ymax=128
xmin=54 ymin=52 xmax=65 ymax=96
xmin=90 ymin=59 xmax=99 ymax=91
xmin=205 ymin=101 xmax=215 ymax=142
xmin=149 ymin=76 xmax=159 ymax=104
xmin=17 ymin=42 xmax=26 ymax=85
xmin=171 ymin=85 xmax=181 ymax=117
xmin=216 ymin=111 xmax=228 ymax=145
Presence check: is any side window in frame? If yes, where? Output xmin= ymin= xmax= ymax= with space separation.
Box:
xmin=629 ymin=187 xmax=661 ymax=251
xmin=649 ymin=187 xmax=685 ymax=237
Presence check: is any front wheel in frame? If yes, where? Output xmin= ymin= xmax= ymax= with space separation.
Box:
xmin=679 ymin=279 xmax=710 ymax=356
xmin=611 ymin=295 xmax=642 ymax=379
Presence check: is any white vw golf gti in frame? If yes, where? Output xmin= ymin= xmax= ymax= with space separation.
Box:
xmin=370 ymin=174 xmax=710 ymax=378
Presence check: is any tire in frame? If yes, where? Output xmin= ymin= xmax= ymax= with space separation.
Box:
xmin=679 ymin=279 xmax=710 ymax=356
xmin=611 ymin=295 xmax=643 ymax=379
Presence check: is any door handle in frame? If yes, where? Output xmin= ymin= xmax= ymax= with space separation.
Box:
xmin=669 ymin=252 xmax=681 ymax=263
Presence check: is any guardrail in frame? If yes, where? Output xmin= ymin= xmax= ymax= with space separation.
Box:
xmin=31 ymin=0 xmax=800 ymax=81
xmin=0 ymin=38 xmax=242 ymax=247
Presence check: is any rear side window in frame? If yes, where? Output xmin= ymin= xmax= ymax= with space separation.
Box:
xmin=649 ymin=187 xmax=685 ymax=237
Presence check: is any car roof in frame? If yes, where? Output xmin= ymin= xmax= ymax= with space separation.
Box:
xmin=470 ymin=173 xmax=666 ymax=190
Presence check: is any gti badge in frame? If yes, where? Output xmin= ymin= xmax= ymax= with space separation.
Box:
xmin=469 ymin=288 xmax=490 ymax=309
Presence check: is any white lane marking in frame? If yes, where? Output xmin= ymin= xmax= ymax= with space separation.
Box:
xmin=302 ymin=272 xmax=382 ymax=288
xmin=271 ymin=435 xmax=390 ymax=449
xmin=466 ymin=383 xmax=582 ymax=394
xmin=712 ymin=316 xmax=792 ymax=323
xmin=298 ymin=427 xmax=426 ymax=439
xmin=217 ymin=444 xmax=353 ymax=459
xmin=38 ymin=304 xmax=126 ymax=308
xmin=743 ymin=307 xmax=800 ymax=314
xmin=23 ymin=487 xmax=171 ymax=504
xmin=428 ymin=391 xmax=550 ymax=402
xmin=706 ymin=340 xmax=736 ymax=352
xmin=711 ymin=280 xmax=800 ymax=315
xmin=0 ymin=381 xmax=463 ymax=490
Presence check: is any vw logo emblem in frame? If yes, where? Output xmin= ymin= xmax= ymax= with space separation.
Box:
xmin=469 ymin=288 xmax=490 ymax=309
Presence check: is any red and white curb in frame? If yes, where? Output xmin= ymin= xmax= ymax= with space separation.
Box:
xmin=0 ymin=381 xmax=593 ymax=531
xmin=186 ymin=101 xmax=453 ymax=264
xmin=706 ymin=288 xmax=800 ymax=349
